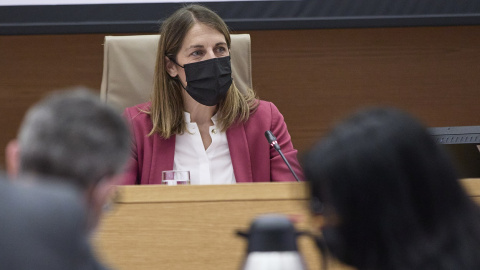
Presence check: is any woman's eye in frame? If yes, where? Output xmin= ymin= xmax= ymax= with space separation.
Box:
xmin=216 ymin=47 xmax=227 ymax=54
xmin=191 ymin=50 xmax=204 ymax=57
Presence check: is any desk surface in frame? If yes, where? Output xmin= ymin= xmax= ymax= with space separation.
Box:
xmin=114 ymin=181 xmax=308 ymax=203
xmin=114 ymin=179 xmax=480 ymax=203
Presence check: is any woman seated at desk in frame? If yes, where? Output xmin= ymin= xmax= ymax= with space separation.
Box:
xmin=122 ymin=5 xmax=304 ymax=185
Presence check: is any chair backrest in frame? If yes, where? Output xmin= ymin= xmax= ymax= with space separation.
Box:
xmin=100 ymin=34 xmax=252 ymax=111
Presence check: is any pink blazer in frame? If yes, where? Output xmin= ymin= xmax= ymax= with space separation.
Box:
xmin=122 ymin=100 xmax=304 ymax=184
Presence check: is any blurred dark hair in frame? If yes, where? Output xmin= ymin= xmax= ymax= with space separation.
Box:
xmin=304 ymin=107 xmax=480 ymax=270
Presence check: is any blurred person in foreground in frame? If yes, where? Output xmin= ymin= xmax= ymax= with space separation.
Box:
xmin=303 ymin=107 xmax=480 ymax=270
xmin=122 ymin=4 xmax=304 ymax=185
xmin=0 ymin=174 xmax=105 ymax=269
xmin=6 ymin=88 xmax=131 ymax=232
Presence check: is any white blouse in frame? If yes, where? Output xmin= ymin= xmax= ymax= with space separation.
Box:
xmin=173 ymin=112 xmax=236 ymax=185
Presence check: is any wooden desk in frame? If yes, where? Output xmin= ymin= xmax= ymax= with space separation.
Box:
xmin=93 ymin=179 xmax=480 ymax=270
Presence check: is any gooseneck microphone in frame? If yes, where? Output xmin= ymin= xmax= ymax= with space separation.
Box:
xmin=265 ymin=131 xmax=300 ymax=182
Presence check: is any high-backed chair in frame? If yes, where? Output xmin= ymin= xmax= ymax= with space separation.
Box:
xmin=100 ymin=34 xmax=252 ymax=111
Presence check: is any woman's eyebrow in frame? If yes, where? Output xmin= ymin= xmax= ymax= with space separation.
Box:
xmin=187 ymin=44 xmax=205 ymax=49
xmin=185 ymin=42 xmax=226 ymax=51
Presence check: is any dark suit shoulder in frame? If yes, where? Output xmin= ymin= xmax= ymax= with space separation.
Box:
xmin=0 ymin=178 xmax=104 ymax=270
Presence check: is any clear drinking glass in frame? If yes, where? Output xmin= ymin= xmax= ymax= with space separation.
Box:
xmin=161 ymin=170 xmax=191 ymax=186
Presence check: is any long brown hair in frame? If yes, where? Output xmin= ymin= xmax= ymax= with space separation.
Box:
xmin=149 ymin=4 xmax=258 ymax=138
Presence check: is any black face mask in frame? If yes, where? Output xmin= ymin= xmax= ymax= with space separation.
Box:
xmin=173 ymin=56 xmax=232 ymax=106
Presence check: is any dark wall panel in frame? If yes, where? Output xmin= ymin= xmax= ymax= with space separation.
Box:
xmin=0 ymin=26 xmax=479 ymax=168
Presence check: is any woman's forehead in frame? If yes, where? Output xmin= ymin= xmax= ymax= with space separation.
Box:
xmin=181 ymin=23 xmax=226 ymax=47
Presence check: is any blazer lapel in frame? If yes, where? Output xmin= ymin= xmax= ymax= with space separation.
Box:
xmin=227 ymin=123 xmax=253 ymax=182
xmin=150 ymin=135 xmax=176 ymax=184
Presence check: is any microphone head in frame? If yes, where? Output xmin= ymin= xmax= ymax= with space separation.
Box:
xmin=265 ymin=130 xmax=277 ymax=144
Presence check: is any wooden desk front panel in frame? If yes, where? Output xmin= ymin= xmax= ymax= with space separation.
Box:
xmin=93 ymin=183 xmax=352 ymax=270
xmin=94 ymin=180 xmax=480 ymax=270
xmin=97 ymin=200 xmax=308 ymax=269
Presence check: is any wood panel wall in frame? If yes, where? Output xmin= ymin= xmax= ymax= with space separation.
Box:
xmin=1 ymin=26 xmax=479 ymax=169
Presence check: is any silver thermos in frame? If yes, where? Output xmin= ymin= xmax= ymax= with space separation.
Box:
xmin=238 ymin=214 xmax=307 ymax=270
